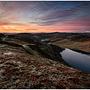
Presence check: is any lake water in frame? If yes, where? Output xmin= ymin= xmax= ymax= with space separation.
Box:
xmin=60 ymin=48 xmax=90 ymax=73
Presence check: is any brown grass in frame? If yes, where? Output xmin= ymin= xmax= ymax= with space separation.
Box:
xmin=53 ymin=39 xmax=90 ymax=52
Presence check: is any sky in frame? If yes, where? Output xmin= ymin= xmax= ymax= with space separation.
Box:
xmin=0 ymin=1 xmax=90 ymax=33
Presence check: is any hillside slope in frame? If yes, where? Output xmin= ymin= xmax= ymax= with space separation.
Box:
xmin=0 ymin=33 xmax=90 ymax=89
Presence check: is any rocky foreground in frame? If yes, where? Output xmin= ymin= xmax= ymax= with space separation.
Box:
xmin=0 ymin=33 xmax=90 ymax=89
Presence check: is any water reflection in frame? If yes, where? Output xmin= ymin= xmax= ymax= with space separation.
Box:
xmin=60 ymin=48 xmax=90 ymax=73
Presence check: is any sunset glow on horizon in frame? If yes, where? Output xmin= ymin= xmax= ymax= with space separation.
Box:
xmin=0 ymin=1 xmax=90 ymax=33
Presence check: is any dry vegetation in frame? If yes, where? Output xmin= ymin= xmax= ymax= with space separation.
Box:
xmin=53 ymin=39 xmax=90 ymax=52
xmin=0 ymin=44 xmax=90 ymax=89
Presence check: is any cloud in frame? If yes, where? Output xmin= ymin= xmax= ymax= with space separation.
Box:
xmin=0 ymin=1 xmax=90 ymax=32
xmin=36 ymin=2 xmax=90 ymax=25
xmin=0 ymin=1 xmax=90 ymax=25
xmin=62 ymin=16 xmax=90 ymax=26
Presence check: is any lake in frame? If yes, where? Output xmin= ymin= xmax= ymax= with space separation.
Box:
xmin=60 ymin=48 xmax=90 ymax=73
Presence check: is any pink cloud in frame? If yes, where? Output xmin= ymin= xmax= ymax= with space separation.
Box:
xmin=63 ymin=17 xmax=90 ymax=26
xmin=0 ymin=16 xmax=90 ymax=33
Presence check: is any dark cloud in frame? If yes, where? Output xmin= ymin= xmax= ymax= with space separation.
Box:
xmin=36 ymin=2 xmax=90 ymax=25
xmin=0 ymin=1 xmax=90 ymax=27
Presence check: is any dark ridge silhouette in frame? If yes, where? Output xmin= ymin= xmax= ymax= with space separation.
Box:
xmin=6 ymin=33 xmax=43 ymax=45
xmin=0 ymin=33 xmax=5 ymax=41
xmin=0 ymin=41 xmax=21 ymax=47
xmin=0 ymin=34 xmax=24 ymax=50
xmin=0 ymin=33 xmax=5 ymax=37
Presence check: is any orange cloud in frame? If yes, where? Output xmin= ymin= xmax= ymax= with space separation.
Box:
xmin=0 ymin=19 xmax=89 ymax=33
